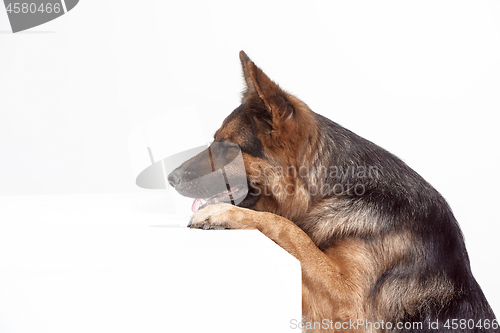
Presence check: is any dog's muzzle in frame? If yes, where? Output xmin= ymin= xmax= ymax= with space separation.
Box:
xmin=168 ymin=142 xmax=248 ymax=212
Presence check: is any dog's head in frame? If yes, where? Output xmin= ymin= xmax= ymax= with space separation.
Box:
xmin=168 ymin=51 xmax=317 ymax=220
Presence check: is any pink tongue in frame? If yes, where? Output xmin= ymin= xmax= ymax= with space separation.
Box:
xmin=191 ymin=198 xmax=202 ymax=213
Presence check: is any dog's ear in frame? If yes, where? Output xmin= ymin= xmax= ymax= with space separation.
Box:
xmin=239 ymin=51 xmax=257 ymax=95
xmin=239 ymin=51 xmax=295 ymax=137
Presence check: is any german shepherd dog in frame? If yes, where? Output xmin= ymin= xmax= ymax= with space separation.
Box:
xmin=168 ymin=51 xmax=497 ymax=332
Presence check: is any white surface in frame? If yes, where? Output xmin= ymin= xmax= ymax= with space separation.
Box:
xmin=0 ymin=193 xmax=302 ymax=333
xmin=0 ymin=0 xmax=498 ymax=318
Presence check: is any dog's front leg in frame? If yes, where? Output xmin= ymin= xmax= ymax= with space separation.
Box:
xmin=189 ymin=203 xmax=364 ymax=332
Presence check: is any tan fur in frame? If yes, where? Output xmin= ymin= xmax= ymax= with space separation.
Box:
xmin=190 ymin=202 xmax=456 ymax=332
xmin=190 ymin=204 xmax=365 ymax=332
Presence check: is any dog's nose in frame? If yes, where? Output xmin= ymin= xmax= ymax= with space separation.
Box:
xmin=168 ymin=168 xmax=183 ymax=188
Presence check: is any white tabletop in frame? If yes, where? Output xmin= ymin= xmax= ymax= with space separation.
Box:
xmin=0 ymin=193 xmax=301 ymax=333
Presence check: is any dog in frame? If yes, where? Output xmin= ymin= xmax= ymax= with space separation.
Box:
xmin=168 ymin=51 xmax=497 ymax=332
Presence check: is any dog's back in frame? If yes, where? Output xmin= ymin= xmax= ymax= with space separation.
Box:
xmin=297 ymin=113 xmax=496 ymax=331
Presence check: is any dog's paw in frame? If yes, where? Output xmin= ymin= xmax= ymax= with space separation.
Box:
xmin=188 ymin=204 xmax=255 ymax=230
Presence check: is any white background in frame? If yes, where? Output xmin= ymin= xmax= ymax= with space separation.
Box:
xmin=1 ymin=0 xmax=499 ymax=316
